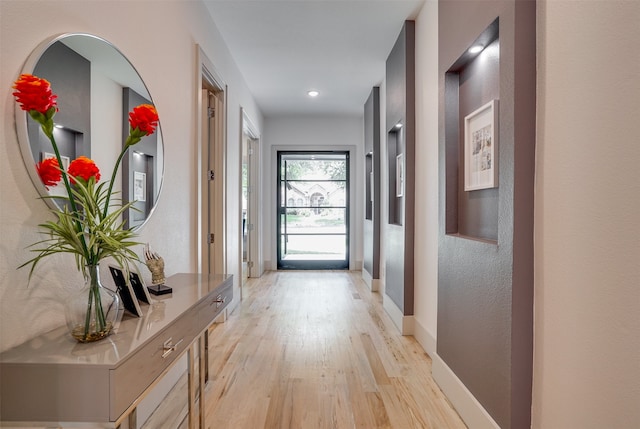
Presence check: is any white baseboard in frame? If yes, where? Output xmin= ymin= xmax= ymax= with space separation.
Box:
xmin=362 ymin=269 xmax=382 ymax=293
xmin=432 ymin=354 xmax=500 ymax=429
xmin=412 ymin=318 xmax=437 ymax=358
xmin=362 ymin=269 xmax=373 ymax=289
xmin=382 ymin=295 xmax=414 ymax=335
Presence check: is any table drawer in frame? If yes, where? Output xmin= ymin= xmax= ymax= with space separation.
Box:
xmin=109 ymin=277 xmax=232 ymax=421
xmin=196 ymin=279 xmax=233 ymax=327
xmin=110 ymin=311 xmax=194 ymax=421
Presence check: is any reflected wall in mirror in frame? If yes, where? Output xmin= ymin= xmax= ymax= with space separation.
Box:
xmin=16 ymin=33 xmax=164 ymax=230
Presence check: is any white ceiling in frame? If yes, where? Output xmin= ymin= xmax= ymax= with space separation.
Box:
xmin=202 ymin=0 xmax=425 ymax=118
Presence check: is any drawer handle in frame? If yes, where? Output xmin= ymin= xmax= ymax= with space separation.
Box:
xmin=161 ymin=338 xmax=183 ymax=358
xmin=211 ymin=294 xmax=225 ymax=308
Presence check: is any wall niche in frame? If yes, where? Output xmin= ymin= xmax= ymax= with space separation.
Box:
xmin=387 ymin=124 xmax=404 ymax=226
xmin=444 ymin=18 xmax=499 ymax=243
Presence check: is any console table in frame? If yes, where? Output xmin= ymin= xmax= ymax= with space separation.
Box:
xmin=0 ymin=273 xmax=233 ymax=429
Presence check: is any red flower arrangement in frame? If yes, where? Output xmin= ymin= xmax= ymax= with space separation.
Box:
xmin=12 ymin=74 xmax=58 ymax=114
xmin=13 ymin=73 xmax=159 ymax=341
xmin=13 ymin=72 xmax=159 ymax=265
xmin=67 ymin=156 xmax=101 ymax=184
xmin=36 ymin=157 xmax=62 ymax=188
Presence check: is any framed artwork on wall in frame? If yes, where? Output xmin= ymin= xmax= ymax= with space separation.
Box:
xmin=396 ymin=153 xmax=404 ymax=197
xmin=370 ymin=171 xmax=374 ymax=202
xmin=464 ymin=99 xmax=499 ymax=191
xmin=42 ymin=152 xmax=70 ymax=197
xmin=134 ymin=171 xmax=146 ymax=202
xmin=43 ymin=152 xmax=70 ymax=170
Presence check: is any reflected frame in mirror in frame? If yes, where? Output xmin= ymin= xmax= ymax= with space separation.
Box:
xmin=15 ymin=33 xmax=164 ymax=230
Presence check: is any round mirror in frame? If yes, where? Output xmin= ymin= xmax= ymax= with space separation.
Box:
xmin=16 ymin=33 xmax=164 ymax=230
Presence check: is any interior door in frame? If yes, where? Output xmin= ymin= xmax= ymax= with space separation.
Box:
xmin=206 ymin=89 xmax=226 ymax=275
xmin=241 ymin=132 xmax=250 ymax=285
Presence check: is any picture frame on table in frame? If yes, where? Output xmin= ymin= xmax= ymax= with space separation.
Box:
xmin=108 ymin=265 xmax=152 ymax=317
xmin=109 ymin=265 xmax=142 ymax=317
xmin=129 ymin=266 xmax=152 ymax=304
xmin=464 ymin=99 xmax=499 ymax=191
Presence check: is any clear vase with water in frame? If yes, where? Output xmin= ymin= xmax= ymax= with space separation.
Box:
xmin=65 ymin=264 xmax=120 ymax=343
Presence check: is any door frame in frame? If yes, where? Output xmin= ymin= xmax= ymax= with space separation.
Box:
xmin=273 ymin=150 xmax=356 ymax=270
xmin=270 ymin=145 xmax=358 ymax=271
xmin=196 ymin=45 xmax=227 ymax=275
xmin=240 ymin=108 xmax=260 ymax=284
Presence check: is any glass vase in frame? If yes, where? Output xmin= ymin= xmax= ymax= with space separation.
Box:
xmin=65 ymin=264 xmax=120 ymax=343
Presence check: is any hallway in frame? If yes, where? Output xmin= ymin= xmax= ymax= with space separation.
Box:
xmin=204 ymin=271 xmax=466 ymax=429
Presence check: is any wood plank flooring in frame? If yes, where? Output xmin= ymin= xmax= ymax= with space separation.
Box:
xmin=204 ymin=271 xmax=466 ymax=429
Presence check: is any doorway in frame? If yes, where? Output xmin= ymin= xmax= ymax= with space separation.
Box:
xmin=241 ymin=109 xmax=260 ymax=285
xmin=277 ymin=151 xmax=349 ymax=270
xmin=197 ymin=46 xmax=226 ymax=276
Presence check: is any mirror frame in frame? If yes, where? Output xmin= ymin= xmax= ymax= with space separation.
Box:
xmin=15 ymin=32 xmax=164 ymax=230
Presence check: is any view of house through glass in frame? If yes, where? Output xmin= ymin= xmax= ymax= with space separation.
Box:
xmin=277 ymin=151 xmax=349 ymax=269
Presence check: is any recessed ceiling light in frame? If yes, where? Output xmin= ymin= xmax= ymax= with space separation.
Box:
xmin=307 ymin=90 xmax=319 ymax=97
xmin=469 ymin=45 xmax=484 ymax=54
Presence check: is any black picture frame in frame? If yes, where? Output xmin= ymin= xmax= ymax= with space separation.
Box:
xmin=109 ymin=265 xmax=142 ymax=317
xmin=129 ymin=270 xmax=152 ymax=304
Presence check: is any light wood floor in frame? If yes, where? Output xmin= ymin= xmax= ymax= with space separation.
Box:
xmin=204 ymin=271 xmax=466 ymax=429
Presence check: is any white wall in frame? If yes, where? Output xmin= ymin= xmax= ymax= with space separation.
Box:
xmin=533 ymin=1 xmax=640 ymax=427
xmin=412 ymin=0 xmax=439 ymax=356
xmin=0 ymin=0 xmax=262 ymax=352
xmin=262 ymin=115 xmax=364 ymax=270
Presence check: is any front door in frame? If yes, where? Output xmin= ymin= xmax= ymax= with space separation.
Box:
xmin=277 ymin=151 xmax=349 ymax=270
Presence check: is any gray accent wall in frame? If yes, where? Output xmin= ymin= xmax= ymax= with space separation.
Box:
xmin=122 ymin=88 xmax=157 ymax=229
xmin=385 ymin=22 xmax=415 ymax=315
xmin=363 ymin=87 xmax=380 ymax=279
xmin=437 ymin=1 xmax=536 ymax=428
xmin=30 ymin=41 xmax=91 ymax=161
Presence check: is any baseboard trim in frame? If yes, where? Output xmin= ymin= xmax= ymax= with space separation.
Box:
xmin=432 ymin=354 xmax=500 ymax=429
xmin=371 ymin=278 xmax=381 ymax=292
xmin=382 ymin=295 xmax=414 ymax=335
xmin=362 ymin=269 xmax=373 ymax=289
xmin=412 ymin=318 xmax=437 ymax=358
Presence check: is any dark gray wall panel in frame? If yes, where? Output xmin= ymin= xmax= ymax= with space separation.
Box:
xmin=363 ymin=87 xmax=380 ymax=278
xmin=122 ymin=88 xmax=157 ymax=229
xmin=385 ymin=22 xmax=415 ymax=315
xmin=437 ymin=1 xmax=535 ymax=428
xmin=31 ymin=42 xmax=91 ymax=161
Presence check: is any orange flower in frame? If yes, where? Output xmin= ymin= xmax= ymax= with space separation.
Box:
xmin=68 ymin=156 xmax=101 ymax=184
xmin=36 ymin=157 xmax=62 ymax=188
xmin=128 ymin=104 xmax=159 ymax=136
xmin=12 ymin=74 xmax=58 ymax=115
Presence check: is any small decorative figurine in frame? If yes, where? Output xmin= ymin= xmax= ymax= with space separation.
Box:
xmin=144 ymin=244 xmax=172 ymax=295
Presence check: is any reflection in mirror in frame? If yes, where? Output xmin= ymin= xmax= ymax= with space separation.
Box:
xmin=16 ymin=33 xmax=163 ymax=230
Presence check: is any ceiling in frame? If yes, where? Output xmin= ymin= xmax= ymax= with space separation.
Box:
xmin=202 ymin=0 xmax=425 ymax=118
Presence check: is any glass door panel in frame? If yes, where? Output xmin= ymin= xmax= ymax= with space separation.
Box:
xmin=277 ymin=152 xmax=349 ymax=270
